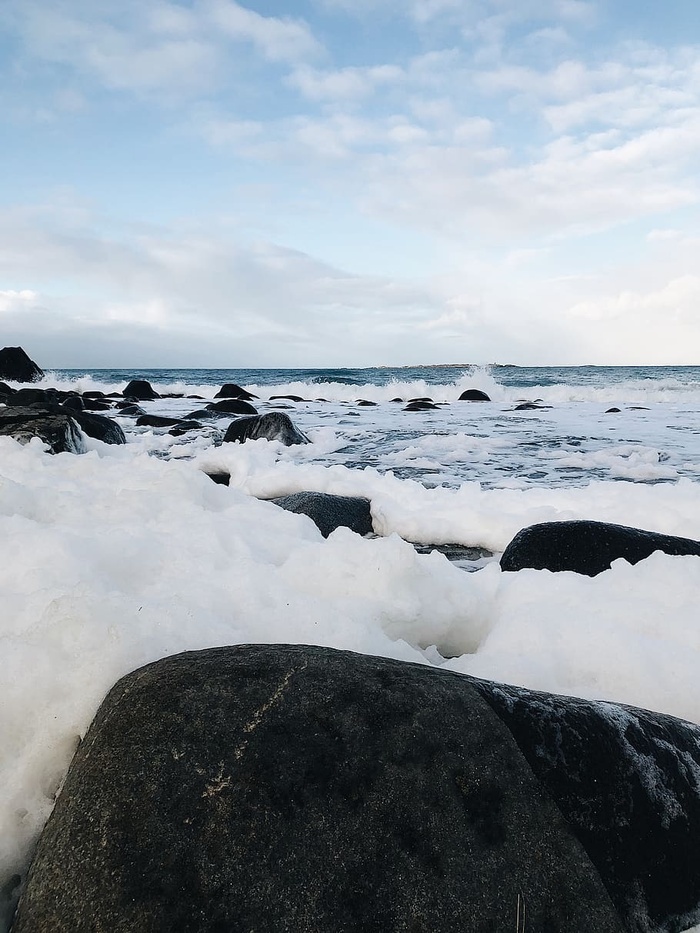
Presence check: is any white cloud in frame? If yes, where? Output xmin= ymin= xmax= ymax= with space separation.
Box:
xmin=6 ymin=0 xmax=322 ymax=100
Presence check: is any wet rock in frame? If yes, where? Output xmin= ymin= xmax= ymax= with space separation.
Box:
xmin=606 ymin=407 xmax=622 ymax=414
xmin=168 ymin=421 xmax=204 ymax=436
xmin=458 ymin=389 xmax=491 ymax=401
xmin=214 ymin=383 xmax=258 ymax=401
xmin=270 ymin=492 xmax=373 ymax=538
xmin=0 ymin=406 xmax=86 ymax=454
xmin=20 ymin=644 xmax=700 ymax=932
xmin=403 ymin=400 xmax=440 ymax=411
xmin=270 ymin=394 xmax=305 ymax=402
xmin=122 ymin=380 xmax=160 ymax=401
xmin=136 ymin=414 xmax=184 ymax=428
xmin=356 ymin=400 xmax=377 ymax=407
xmin=500 ymin=520 xmax=700 ymax=576
xmin=206 ymin=399 xmax=258 ymax=415
xmin=0 ymin=347 xmax=44 ymax=383
xmin=223 ymin=412 xmax=309 ymax=446
xmin=115 ymin=403 xmax=146 ymax=416
xmin=72 ymin=412 xmax=126 ymax=445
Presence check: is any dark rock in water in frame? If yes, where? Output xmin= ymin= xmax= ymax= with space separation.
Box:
xmin=168 ymin=421 xmax=204 ymax=436
xmin=136 ymin=414 xmax=183 ymax=428
xmin=458 ymin=388 xmax=491 ymax=401
xmin=19 ymin=644 xmax=700 ymax=933
xmin=606 ymin=407 xmax=622 ymax=413
xmin=61 ymin=395 xmax=84 ymax=413
xmin=72 ymin=411 xmax=126 ymax=445
xmin=390 ymin=397 xmax=404 ymax=402
xmin=356 ymin=399 xmax=377 ymax=407
xmin=204 ymin=471 xmax=231 ymax=486
xmin=115 ymin=403 xmax=146 ymax=416
xmin=12 ymin=388 xmax=57 ymax=407
xmin=0 ymin=381 xmax=16 ymax=399
xmin=183 ymin=408 xmax=220 ymax=420
xmin=82 ymin=391 xmax=106 ymax=399
xmin=514 ymin=401 xmax=551 ymax=411
xmin=0 ymin=347 xmax=44 ymax=383
xmin=223 ymin=412 xmax=309 ymax=446
xmin=81 ymin=398 xmax=112 ymax=412
xmin=408 ymin=397 xmax=434 ymax=403
xmin=122 ymin=379 xmax=160 ymax=400
xmin=206 ymin=399 xmax=258 ymax=415
xmin=404 ymin=400 xmax=439 ymax=411
xmin=214 ymin=383 xmax=258 ymax=401
xmin=0 ymin=406 xmax=86 ymax=454
xmin=270 ymin=394 xmax=304 ymax=402
xmin=500 ymin=520 xmax=700 ymax=576
xmin=270 ymin=492 xmax=373 ymax=538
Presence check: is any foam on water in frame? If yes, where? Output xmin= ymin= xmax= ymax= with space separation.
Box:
xmin=3 ymin=364 xmax=700 ymax=929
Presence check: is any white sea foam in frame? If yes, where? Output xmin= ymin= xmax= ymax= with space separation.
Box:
xmin=3 ymin=367 xmax=700 ymax=929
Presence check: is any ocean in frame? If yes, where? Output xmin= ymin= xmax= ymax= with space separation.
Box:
xmin=2 ymin=362 xmax=700 ymax=929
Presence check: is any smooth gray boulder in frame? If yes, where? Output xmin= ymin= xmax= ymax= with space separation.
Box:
xmin=223 ymin=412 xmax=309 ymax=446
xmin=0 ymin=406 xmax=86 ymax=454
xmin=0 ymin=347 xmax=44 ymax=383
xmin=500 ymin=520 xmax=700 ymax=576
xmin=15 ymin=644 xmax=700 ymax=933
xmin=271 ymin=491 xmax=373 ymax=537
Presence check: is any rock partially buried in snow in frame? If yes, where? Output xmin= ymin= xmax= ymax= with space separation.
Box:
xmin=500 ymin=519 xmax=700 ymax=576
xmin=223 ymin=412 xmax=309 ymax=446
xmin=14 ymin=645 xmax=635 ymax=933
xmin=0 ymin=406 xmax=86 ymax=454
xmin=270 ymin=492 xmax=373 ymax=538
xmin=0 ymin=346 xmax=44 ymax=383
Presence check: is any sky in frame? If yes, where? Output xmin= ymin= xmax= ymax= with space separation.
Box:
xmin=1 ymin=0 xmax=699 ymax=368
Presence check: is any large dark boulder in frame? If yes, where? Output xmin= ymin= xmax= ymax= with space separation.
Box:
xmin=271 ymin=492 xmax=373 ymax=537
xmin=500 ymin=520 xmax=700 ymax=576
xmin=12 ymin=645 xmax=648 ymax=933
xmin=71 ymin=411 xmax=126 ymax=445
xmin=122 ymin=379 xmax=160 ymax=401
xmin=0 ymin=406 xmax=85 ymax=454
xmin=214 ymin=383 xmax=258 ymax=401
xmin=0 ymin=347 xmax=44 ymax=383
xmin=458 ymin=389 xmax=490 ymax=401
xmin=223 ymin=412 xmax=309 ymax=446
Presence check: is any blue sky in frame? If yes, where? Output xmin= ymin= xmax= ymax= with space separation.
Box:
xmin=1 ymin=0 xmax=699 ymax=367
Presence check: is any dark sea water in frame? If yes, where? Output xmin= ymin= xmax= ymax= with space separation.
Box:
xmin=48 ymin=363 xmax=700 ymax=390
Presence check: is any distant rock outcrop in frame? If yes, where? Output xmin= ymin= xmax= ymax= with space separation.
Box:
xmin=223 ymin=412 xmax=309 ymax=446
xmin=270 ymin=492 xmax=373 ymax=537
xmin=0 ymin=347 xmax=44 ymax=383
xmin=500 ymin=520 xmax=700 ymax=576
xmin=14 ymin=644 xmax=700 ymax=933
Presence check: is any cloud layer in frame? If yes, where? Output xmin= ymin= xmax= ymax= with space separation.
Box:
xmin=1 ymin=0 xmax=699 ymax=365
